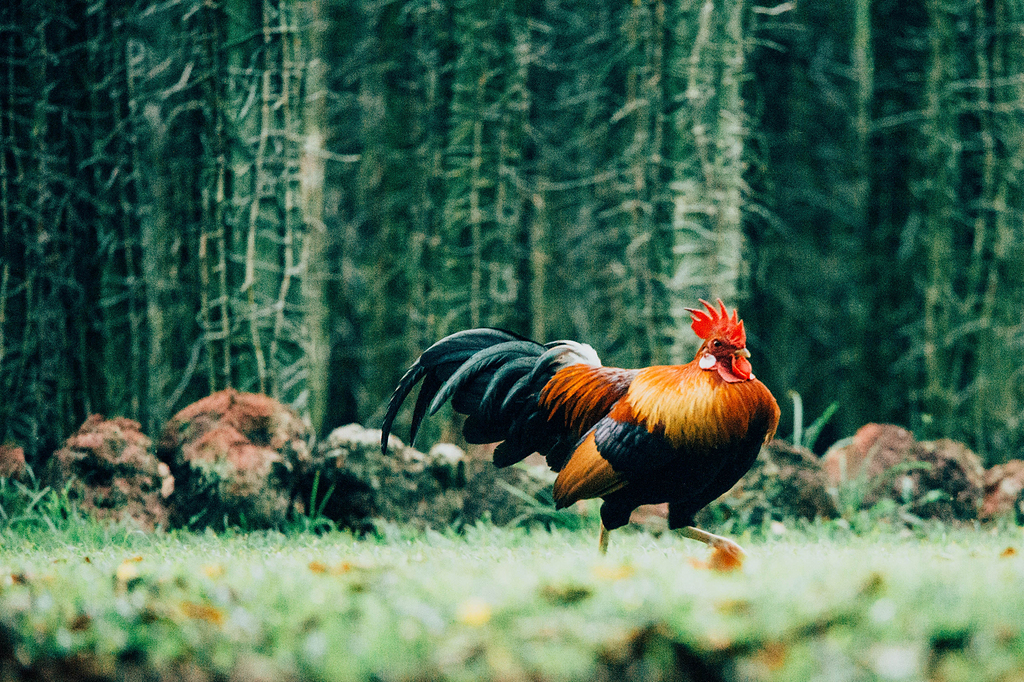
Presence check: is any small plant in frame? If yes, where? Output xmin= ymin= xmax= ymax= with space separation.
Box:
xmin=831 ymin=456 xmax=951 ymax=532
xmin=493 ymin=473 xmax=595 ymax=531
xmin=287 ymin=469 xmax=339 ymax=534
xmin=789 ymin=391 xmax=839 ymax=451
xmin=0 ymin=465 xmax=57 ymax=530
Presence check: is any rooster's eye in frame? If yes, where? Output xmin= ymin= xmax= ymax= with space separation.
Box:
xmin=711 ymin=340 xmax=722 ymax=348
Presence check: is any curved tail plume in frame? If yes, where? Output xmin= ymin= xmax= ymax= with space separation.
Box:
xmin=380 ymin=328 xmax=601 ymax=468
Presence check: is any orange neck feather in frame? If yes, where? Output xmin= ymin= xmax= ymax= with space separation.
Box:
xmin=625 ymin=362 xmax=771 ymax=449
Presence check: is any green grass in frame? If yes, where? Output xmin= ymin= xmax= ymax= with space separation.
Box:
xmin=0 ymin=511 xmax=1023 ymax=681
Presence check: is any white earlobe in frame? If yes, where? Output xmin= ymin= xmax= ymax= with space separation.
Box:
xmin=698 ymin=354 xmax=716 ymax=370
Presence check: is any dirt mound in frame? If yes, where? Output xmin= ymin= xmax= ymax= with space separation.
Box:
xmin=821 ymin=423 xmax=984 ymax=521
xmin=157 ymin=388 xmax=313 ymax=529
xmin=307 ymin=424 xmax=464 ymax=530
xmin=694 ymin=440 xmax=838 ymax=529
xmin=0 ymin=445 xmax=26 ymax=479
xmin=981 ymin=459 xmax=1024 ymax=521
xmin=48 ymin=415 xmax=173 ymax=530
xmin=307 ymin=425 xmax=564 ymax=531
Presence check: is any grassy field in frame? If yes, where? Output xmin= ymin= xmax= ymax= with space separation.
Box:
xmin=0 ymin=512 xmax=1022 ymax=682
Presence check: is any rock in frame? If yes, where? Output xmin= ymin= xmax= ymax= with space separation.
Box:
xmin=981 ymin=459 xmax=1024 ymax=521
xmin=822 ymin=423 xmax=917 ymax=486
xmin=48 ymin=415 xmax=173 ymax=530
xmin=821 ymin=423 xmax=984 ymax=521
xmin=307 ymin=424 xmax=564 ymax=530
xmin=306 ymin=424 xmax=466 ymax=530
xmin=695 ymin=440 xmax=838 ymax=528
xmin=157 ymin=388 xmax=313 ymax=529
xmin=461 ymin=454 xmax=560 ymax=527
xmin=0 ymin=445 xmax=25 ymax=479
xmin=913 ymin=439 xmax=986 ymax=519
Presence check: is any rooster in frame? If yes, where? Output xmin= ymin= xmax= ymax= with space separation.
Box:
xmin=380 ymin=299 xmax=780 ymax=561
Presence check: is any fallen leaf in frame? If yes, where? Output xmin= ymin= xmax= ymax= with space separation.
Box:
xmin=330 ymin=561 xmax=353 ymax=575
xmin=540 ymin=583 xmax=593 ymax=605
xmin=116 ymin=562 xmax=139 ymax=582
xmin=180 ymin=601 xmax=225 ymax=625
xmin=706 ymin=631 xmax=733 ymax=651
xmin=757 ymin=641 xmax=788 ymax=671
xmin=456 ymin=598 xmax=492 ymax=627
xmin=859 ymin=571 xmax=886 ymax=597
xmin=69 ymin=614 xmax=92 ymax=632
xmin=716 ymin=598 xmax=752 ymax=615
xmin=203 ymin=563 xmax=225 ymax=579
xmin=591 ymin=563 xmax=635 ymax=581
xmin=1000 ymin=547 xmax=1017 ymax=558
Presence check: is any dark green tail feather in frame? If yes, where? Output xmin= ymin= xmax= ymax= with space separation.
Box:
xmin=380 ymin=329 xmax=543 ymax=454
xmin=380 ymin=328 xmax=592 ymax=472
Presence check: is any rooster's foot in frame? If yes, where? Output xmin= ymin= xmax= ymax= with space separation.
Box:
xmin=678 ymin=526 xmax=746 ymax=569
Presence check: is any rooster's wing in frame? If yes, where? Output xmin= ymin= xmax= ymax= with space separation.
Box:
xmin=551 ymin=398 xmax=680 ymax=508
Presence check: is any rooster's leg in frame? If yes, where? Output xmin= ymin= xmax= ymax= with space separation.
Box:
xmin=678 ymin=526 xmax=746 ymax=562
xmin=598 ymin=523 xmax=610 ymax=554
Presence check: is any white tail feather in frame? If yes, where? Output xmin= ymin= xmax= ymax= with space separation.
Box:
xmin=550 ymin=341 xmax=601 ymax=367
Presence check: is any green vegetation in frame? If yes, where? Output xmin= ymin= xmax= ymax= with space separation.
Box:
xmin=7 ymin=0 xmax=1024 ymax=470
xmin=0 ymin=485 xmax=1021 ymax=681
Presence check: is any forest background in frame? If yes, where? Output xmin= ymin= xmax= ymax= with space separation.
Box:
xmin=3 ymin=0 xmax=1024 ymax=469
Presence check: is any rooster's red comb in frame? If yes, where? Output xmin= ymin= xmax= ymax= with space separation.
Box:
xmin=686 ymin=299 xmax=746 ymax=347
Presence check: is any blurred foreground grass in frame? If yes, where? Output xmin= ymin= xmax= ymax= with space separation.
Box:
xmin=0 ymin=517 xmax=1022 ymax=681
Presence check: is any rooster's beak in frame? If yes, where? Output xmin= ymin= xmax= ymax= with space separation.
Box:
xmin=733 ymin=348 xmax=751 ymax=359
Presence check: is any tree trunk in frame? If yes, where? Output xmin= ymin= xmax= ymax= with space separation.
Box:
xmin=917 ymin=0 xmax=958 ymax=437
xmin=666 ymin=0 xmax=747 ymax=363
xmin=300 ymin=0 xmax=331 ymax=434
